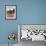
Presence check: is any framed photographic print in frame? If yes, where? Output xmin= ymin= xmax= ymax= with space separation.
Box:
xmin=5 ymin=5 xmax=16 ymax=20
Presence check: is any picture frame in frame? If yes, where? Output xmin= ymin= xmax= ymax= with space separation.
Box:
xmin=5 ymin=5 xmax=16 ymax=20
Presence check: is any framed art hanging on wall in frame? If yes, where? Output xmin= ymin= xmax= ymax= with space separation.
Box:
xmin=5 ymin=5 xmax=16 ymax=20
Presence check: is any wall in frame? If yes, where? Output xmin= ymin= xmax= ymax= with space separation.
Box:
xmin=0 ymin=0 xmax=46 ymax=44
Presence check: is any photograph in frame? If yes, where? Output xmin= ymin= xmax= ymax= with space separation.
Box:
xmin=5 ymin=5 xmax=16 ymax=20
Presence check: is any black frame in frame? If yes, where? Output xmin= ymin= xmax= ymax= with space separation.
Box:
xmin=5 ymin=5 xmax=17 ymax=20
